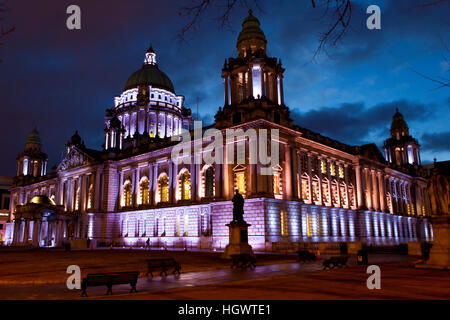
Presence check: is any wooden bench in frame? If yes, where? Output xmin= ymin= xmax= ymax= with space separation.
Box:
xmin=230 ymin=254 xmax=256 ymax=269
xmin=81 ymin=271 xmax=139 ymax=297
xmin=145 ymin=258 xmax=181 ymax=277
xmin=322 ymin=255 xmax=349 ymax=269
xmin=297 ymin=249 xmax=317 ymax=263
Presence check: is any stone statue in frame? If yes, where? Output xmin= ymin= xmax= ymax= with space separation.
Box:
xmin=232 ymin=189 xmax=245 ymax=222
xmin=427 ymin=168 xmax=450 ymax=216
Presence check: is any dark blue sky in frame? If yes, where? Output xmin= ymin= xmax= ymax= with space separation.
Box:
xmin=0 ymin=0 xmax=449 ymax=176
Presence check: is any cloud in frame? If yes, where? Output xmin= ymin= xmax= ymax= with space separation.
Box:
xmin=290 ymin=99 xmax=433 ymax=146
xmin=421 ymin=131 xmax=450 ymax=152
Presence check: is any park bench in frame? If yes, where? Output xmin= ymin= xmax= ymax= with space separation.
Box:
xmin=322 ymin=255 xmax=349 ymax=269
xmin=81 ymin=271 xmax=139 ymax=297
xmin=145 ymin=258 xmax=181 ymax=277
xmin=230 ymin=254 xmax=256 ymax=269
xmin=296 ymin=249 xmax=317 ymax=263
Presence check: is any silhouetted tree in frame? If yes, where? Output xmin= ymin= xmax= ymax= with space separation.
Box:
xmin=0 ymin=0 xmax=15 ymax=63
xmin=178 ymin=0 xmax=351 ymax=57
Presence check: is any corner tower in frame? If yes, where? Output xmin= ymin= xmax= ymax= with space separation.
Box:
xmin=16 ymin=128 xmax=48 ymax=177
xmin=383 ymin=108 xmax=421 ymax=167
xmin=215 ymin=10 xmax=293 ymax=128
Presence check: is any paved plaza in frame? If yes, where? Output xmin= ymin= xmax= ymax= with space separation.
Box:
xmin=1 ymin=248 xmax=449 ymax=299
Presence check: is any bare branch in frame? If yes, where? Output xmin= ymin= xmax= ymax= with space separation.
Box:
xmin=312 ymin=0 xmax=352 ymax=60
xmin=0 ymin=0 xmax=14 ymax=62
xmin=409 ymin=67 xmax=449 ymax=90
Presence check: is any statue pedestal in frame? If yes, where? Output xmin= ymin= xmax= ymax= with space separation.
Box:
xmin=223 ymin=221 xmax=254 ymax=259
xmin=417 ymin=216 xmax=450 ymax=270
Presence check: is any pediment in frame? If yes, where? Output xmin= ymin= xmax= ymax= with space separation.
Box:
xmin=57 ymin=147 xmax=94 ymax=171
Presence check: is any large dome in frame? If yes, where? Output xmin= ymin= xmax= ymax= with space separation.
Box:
xmin=124 ymin=64 xmax=175 ymax=93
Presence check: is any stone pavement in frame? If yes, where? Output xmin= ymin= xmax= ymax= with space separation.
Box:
xmin=0 ymin=254 xmax=415 ymax=300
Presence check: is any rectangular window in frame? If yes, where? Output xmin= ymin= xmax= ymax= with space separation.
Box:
xmin=280 ymin=211 xmax=288 ymax=236
xmin=331 ymin=164 xmax=336 ymax=176
xmin=321 ymin=160 xmax=327 ymax=174
xmin=307 ymin=213 xmax=312 ymax=237
xmin=339 ymin=166 xmax=344 ymax=179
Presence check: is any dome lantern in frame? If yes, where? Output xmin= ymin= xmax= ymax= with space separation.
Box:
xmin=144 ymin=44 xmax=157 ymax=66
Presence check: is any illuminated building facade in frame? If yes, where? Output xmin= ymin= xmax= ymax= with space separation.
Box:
xmin=5 ymin=11 xmax=432 ymax=250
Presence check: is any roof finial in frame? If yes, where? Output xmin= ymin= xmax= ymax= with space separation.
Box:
xmin=248 ymin=9 xmax=253 ymax=15
xmin=144 ymin=44 xmax=157 ymax=65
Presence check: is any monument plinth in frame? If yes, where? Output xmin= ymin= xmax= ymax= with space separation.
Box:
xmin=223 ymin=189 xmax=255 ymax=258
xmin=417 ymin=216 xmax=450 ymax=270
xmin=416 ymin=165 xmax=450 ymax=269
xmin=223 ymin=221 xmax=254 ymax=258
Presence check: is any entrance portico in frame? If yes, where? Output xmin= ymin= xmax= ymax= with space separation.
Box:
xmin=11 ymin=195 xmax=73 ymax=247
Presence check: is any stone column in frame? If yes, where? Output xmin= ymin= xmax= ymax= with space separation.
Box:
xmin=12 ymin=220 xmax=19 ymax=244
xmin=131 ymin=167 xmax=137 ymax=206
xmin=135 ymin=168 xmax=141 ymax=205
xmin=297 ymin=151 xmax=303 ymax=201
xmin=307 ymin=153 xmax=313 ymax=204
xmin=363 ymin=168 xmax=372 ymax=210
xmin=284 ymin=144 xmax=293 ymax=200
xmin=371 ymin=170 xmax=380 ymax=211
xmin=215 ymin=162 xmax=222 ymax=199
xmin=248 ymin=68 xmax=253 ymax=98
xmin=148 ymin=163 xmax=156 ymax=205
xmin=32 ymin=220 xmax=41 ymax=247
xmin=415 ymin=183 xmax=423 ymax=216
xmin=118 ymin=170 xmax=124 ymax=207
xmin=223 ymin=144 xmax=230 ymax=199
xmin=279 ymin=75 xmax=284 ymax=105
xmin=128 ymin=112 xmax=131 ymax=137
xmin=154 ymin=164 xmax=160 ymax=204
xmin=377 ymin=172 xmax=385 ymax=212
xmin=23 ymin=219 xmax=30 ymax=243
xmin=144 ymin=105 xmax=148 ymax=134
xmin=135 ymin=110 xmax=139 ymax=135
xmin=355 ymin=164 xmax=363 ymax=209
xmin=224 ymin=76 xmax=229 ymax=105
xmin=344 ymin=164 xmax=350 ymax=208
xmin=189 ymin=157 xmax=195 ymax=201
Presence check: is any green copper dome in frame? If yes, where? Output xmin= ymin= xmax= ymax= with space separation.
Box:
xmin=391 ymin=108 xmax=408 ymax=131
xmin=237 ymin=10 xmax=266 ymax=44
xmin=26 ymin=128 xmax=41 ymax=145
xmin=124 ymin=65 xmax=175 ymax=93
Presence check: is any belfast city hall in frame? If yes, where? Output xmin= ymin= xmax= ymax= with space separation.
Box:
xmin=4 ymin=11 xmax=433 ymax=252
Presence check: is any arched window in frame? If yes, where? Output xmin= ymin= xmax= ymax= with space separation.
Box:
xmin=322 ymin=178 xmax=330 ymax=205
xmin=331 ymin=180 xmax=339 ymax=207
xmin=312 ymin=176 xmax=320 ymax=204
xmin=301 ymin=173 xmax=310 ymax=203
xmin=123 ymin=180 xmax=132 ymax=207
xmin=87 ymin=184 xmax=94 ymax=209
xmin=340 ymin=182 xmax=348 ymax=208
xmin=348 ymin=184 xmax=355 ymax=208
xmin=158 ymin=174 xmax=169 ymax=203
xmin=139 ymin=177 xmax=149 ymax=205
xmin=204 ymin=166 xmax=215 ymax=198
xmin=273 ymin=166 xmax=283 ymax=199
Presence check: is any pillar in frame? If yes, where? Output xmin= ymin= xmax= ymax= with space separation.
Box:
xmin=371 ymin=170 xmax=380 ymax=211
xmin=355 ymin=164 xmax=363 ymax=209
xmin=224 ymin=76 xmax=229 ymax=105
xmin=377 ymin=172 xmax=385 ymax=212
xmin=284 ymin=144 xmax=293 ymax=200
